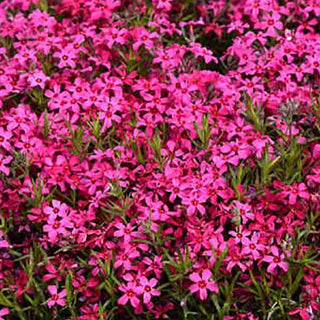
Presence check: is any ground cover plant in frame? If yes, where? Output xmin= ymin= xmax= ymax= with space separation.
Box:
xmin=0 ymin=0 xmax=320 ymax=319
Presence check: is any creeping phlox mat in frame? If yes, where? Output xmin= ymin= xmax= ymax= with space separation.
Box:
xmin=0 ymin=0 xmax=319 ymax=319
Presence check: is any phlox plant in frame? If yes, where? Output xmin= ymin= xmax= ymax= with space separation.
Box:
xmin=0 ymin=0 xmax=319 ymax=319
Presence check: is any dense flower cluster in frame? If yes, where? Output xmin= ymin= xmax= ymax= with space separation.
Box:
xmin=0 ymin=0 xmax=320 ymax=319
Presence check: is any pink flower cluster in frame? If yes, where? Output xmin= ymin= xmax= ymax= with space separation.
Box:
xmin=0 ymin=0 xmax=319 ymax=319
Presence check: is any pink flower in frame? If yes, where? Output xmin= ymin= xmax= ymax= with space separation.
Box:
xmin=0 ymin=128 xmax=12 ymax=151
xmin=0 ymin=155 xmax=12 ymax=176
xmin=99 ymin=106 xmax=121 ymax=130
xmin=43 ymin=215 xmax=73 ymax=243
xmin=0 ymin=231 xmax=9 ymax=248
xmin=153 ymin=48 xmax=181 ymax=71
xmin=43 ymin=265 xmax=62 ymax=282
xmin=53 ymin=47 xmax=77 ymax=68
xmin=262 ymin=246 xmax=288 ymax=274
xmin=167 ymin=178 xmax=189 ymax=202
xmin=47 ymin=285 xmax=67 ymax=308
xmin=229 ymin=228 xmax=251 ymax=244
xmin=168 ymin=75 xmax=198 ymax=104
xmin=289 ymin=307 xmax=313 ymax=320
xmin=0 ymin=308 xmax=9 ymax=320
xmin=258 ymin=11 xmax=283 ymax=37
xmin=114 ymin=248 xmax=140 ymax=270
xmin=182 ymin=193 xmax=207 ymax=216
xmin=241 ymin=233 xmax=265 ymax=260
xmin=233 ymin=202 xmax=255 ymax=224
xmin=188 ymin=42 xmax=218 ymax=64
xmin=240 ymin=76 xmax=264 ymax=95
xmin=189 ymin=269 xmax=218 ymax=300
xmin=118 ymin=282 xmax=143 ymax=307
xmin=114 ymin=223 xmax=139 ymax=243
xmin=225 ymin=247 xmax=247 ymax=272
xmin=132 ymin=28 xmax=158 ymax=51
xmin=104 ymin=27 xmax=127 ymax=49
xmin=307 ymin=167 xmax=320 ymax=184
xmin=44 ymin=200 xmax=69 ymax=217
xmin=79 ymin=303 xmax=102 ymax=320
xmin=312 ymin=144 xmax=320 ymax=159
xmin=284 ymin=183 xmax=309 ymax=205
xmin=139 ymin=276 xmax=160 ymax=303
xmin=155 ymin=0 xmax=172 ymax=11
xmin=14 ymin=135 xmax=40 ymax=153
xmin=28 ymin=70 xmax=49 ymax=89
xmin=143 ymin=255 xmax=163 ymax=278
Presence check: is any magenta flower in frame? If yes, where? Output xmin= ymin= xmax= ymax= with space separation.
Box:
xmin=0 ymin=155 xmax=12 ymax=176
xmin=168 ymin=75 xmax=198 ymax=104
xmin=241 ymin=233 xmax=265 ymax=260
xmin=114 ymin=248 xmax=140 ymax=270
xmin=43 ymin=265 xmax=62 ymax=282
xmin=233 ymin=201 xmax=255 ymax=224
xmin=284 ymin=183 xmax=309 ymax=205
xmin=54 ymin=48 xmax=77 ymax=69
xmin=229 ymin=228 xmax=251 ymax=244
xmin=262 ymin=246 xmax=288 ymax=274
xmin=104 ymin=27 xmax=127 ymax=49
xmin=79 ymin=303 xmax=100 ymax=320
xmin=1 ymin=0 xmax=320 ymax=317
xmin=289 ymin=307 xmax=313 ymax=320
xmin=114 ymin=222 xmax=139 ymax=243
xmin=132 ymin=27 xmax=158 ymax=51
xmin=0 ymin=128 xmax=11 ymax=151
xmin=0 ymin=230 xmax=9 ymax=248
xmin=44 ymin=200 xmax=69 ymax=217
xmin=258 ymin=12 xmax=283 ymax=37
xmin=153 ymin=48 xmax=181 ymax=71
xmin=118 ymin=282 xmax=143 ymax=307
xmin=189 ymin=269 xmax=218 ymax=300
xmin=43 ymin=215 xmax=73 ymax=243
xmin=167 ymin=178 xmax=189 ymax=202
xmin=225 ymin=247 xmax=247 ymax=272
xmin=47 ymin=285 xmax=67 ymax=308
xmin=189 ymin=42 xmax=218 ymax=64
xmin=140 ymin=276 xmax=160 ymax=303
xmin=143 ymin=255 xmax=163 ymax=278
xmin=182 ymin=193 xmax=207 ymax=216
xmin=0 ymin=308 xmax=9 ymax=320
xmin=28 ymin=70 xmax=49 ymax=89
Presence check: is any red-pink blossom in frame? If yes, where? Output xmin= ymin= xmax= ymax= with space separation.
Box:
xmin=189 ymin=269 xmax=218 ymax=300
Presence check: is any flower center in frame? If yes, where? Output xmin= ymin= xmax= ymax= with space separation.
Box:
xmin=199 ymin=280 xmax=206 ymax=288
xmin=53 ymin=222 xmax=60 ymax=229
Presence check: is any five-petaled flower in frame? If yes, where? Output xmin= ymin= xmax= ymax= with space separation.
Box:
xmin=140 ymin=276 xmax=160 ymax=304
xmin=47 ymin=285 xmax=67 ymax=308
xmin=28 ymin=70 xmax=49 ymax=89
xmin=189 ymin=269 xmax=218 ymax=300
xmin=118 ymin=282 xmax=143 ymax=307
xmin=262 ymin=246 xmax=289 ymax=274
